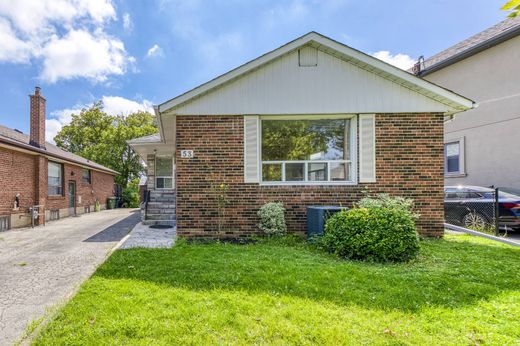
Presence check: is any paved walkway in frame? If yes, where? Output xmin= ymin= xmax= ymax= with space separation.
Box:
xmin=119 ymin=222 xmax=176 ymax=249
xmin=0 ymin=209 xmax=140 ymax=345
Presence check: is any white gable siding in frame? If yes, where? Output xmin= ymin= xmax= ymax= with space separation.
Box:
xmin=170 ymin=47 xmax=448 ymax=116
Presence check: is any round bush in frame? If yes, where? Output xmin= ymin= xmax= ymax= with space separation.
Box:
xmin=322 ymin=205 xmax=419 ymax=263
xmin=257 ymin=202 xmax=287 ymax=236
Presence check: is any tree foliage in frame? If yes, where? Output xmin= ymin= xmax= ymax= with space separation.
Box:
xmin=502 ymin=0 xmax=520 ymax=17
xmin=54 ymin=102 xmax=157 ymax=188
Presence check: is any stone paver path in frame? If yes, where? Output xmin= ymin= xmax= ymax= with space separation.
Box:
xmin=119 ymin=223 xmax=176 ymax=249
xmin=0 ymin=209 xmax=140 ymax=345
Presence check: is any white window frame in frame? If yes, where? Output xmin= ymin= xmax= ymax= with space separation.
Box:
xmin=48 ymin=161 xmax=64 ymax=196
xmin=155 ymin=155 xmax=174 ymax=189
xmin=444 ymin=137 xmax=466 ymax=177
xmin=259 ymin=115 xmax=357 ymax=186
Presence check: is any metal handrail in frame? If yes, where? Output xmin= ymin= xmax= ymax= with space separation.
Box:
xmin=144 ymin=190 xmax=151 ymax=220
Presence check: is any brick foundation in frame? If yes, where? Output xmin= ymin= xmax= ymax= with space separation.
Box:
xmin=175 ymin=114 xmax=445 ymax=238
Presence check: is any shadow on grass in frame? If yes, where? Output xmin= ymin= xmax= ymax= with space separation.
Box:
xmin=93 ymin=235 xmax=520 ymax=312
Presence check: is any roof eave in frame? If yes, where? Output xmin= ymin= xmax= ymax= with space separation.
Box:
xmin=0 ymin=136 xmax=119 ymax=175
xmin=420 ymin=25 xmax=520 ymax=77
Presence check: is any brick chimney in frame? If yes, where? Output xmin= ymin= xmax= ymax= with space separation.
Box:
xmin=29 ymin=86 xmax=46 ymax=149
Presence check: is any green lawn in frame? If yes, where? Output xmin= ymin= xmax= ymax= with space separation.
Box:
xmin=34 ymin=235 xmax=520 ymax=345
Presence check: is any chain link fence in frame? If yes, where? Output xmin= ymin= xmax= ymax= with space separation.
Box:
xmin=444 ymin=187 xmax=499 ymax=235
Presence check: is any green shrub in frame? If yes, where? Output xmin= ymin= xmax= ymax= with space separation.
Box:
xmin=257 ymin=202 xmax=287 ymax=236
xmin=122 ymin=179 xmax=140 ymax=208
xmin=322 ymin=195 xmax=419 ymax=262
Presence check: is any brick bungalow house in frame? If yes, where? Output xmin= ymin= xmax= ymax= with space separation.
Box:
xmin=129 ymin=32 xmax=475 ymax=238
xmin=0 ymin=87 xmax=117 ymax=231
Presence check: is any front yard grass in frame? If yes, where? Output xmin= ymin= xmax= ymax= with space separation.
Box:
xmin=34 ymin=235 xmax=520 ymax=345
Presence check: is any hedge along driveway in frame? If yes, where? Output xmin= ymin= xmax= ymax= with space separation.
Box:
xmin=34 ymin=235 xmax=520 ymax=345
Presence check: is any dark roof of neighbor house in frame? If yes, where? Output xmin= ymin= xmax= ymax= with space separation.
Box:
xmin=0 ymin=124 xmax=118 ymax=175
xmin=417 ymin=17 xmax=520 ymax=76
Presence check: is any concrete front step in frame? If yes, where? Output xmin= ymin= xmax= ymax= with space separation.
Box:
xmin=149 ymin=198 xmax=176 ymax=203
xmin=142 ymin=220 xmax=176 ymax=226
xmin=147 ymin=209 xmax=176 ymax=215
xmin=147 ymin=202 xmax=175 ymax=208
xmin=146 ymin=213 xmax=176 ymax=221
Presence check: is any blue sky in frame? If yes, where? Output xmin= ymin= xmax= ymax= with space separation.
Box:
xmin=0 ymin=0 xmax=507 ymax=142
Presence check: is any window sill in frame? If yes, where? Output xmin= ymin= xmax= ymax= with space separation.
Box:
xmin=259 ymin=181 xmax=357 ymax=186
xmin=48 ymin=195 xmax=65 ymax=200
xmin=445 ymin=173 xmax=467 ymax=178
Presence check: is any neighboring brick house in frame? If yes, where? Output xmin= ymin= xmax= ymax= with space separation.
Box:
xmin=0 ymin=87 xmax=117 ymax=231
xmin=129 ymin=32 xmax=474 ymax=238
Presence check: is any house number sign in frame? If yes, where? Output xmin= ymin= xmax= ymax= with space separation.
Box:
xmin=181 ymin=150 xmax=194 ymax=158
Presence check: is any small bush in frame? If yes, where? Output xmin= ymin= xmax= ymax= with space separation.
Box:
xmin=322 ymin=195 xmax=419 ymax=262
xmin=122 ymin=179 xmax=140 ymax=208
xmin=257 ymin=202 xmax=287 ymax=236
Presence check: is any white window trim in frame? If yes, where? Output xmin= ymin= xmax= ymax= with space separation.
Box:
xmin=48 ymin=161 xmax=64 ymax=196
xmin=155 ymin=155 xmax=174 ymax=189
xmin=259 ymin=115 xmax=358 ymax=186
xmin=444 ymin=137 xmax=466 ymax=177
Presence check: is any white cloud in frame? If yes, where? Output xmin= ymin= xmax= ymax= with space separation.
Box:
xmin=0 ymin=0 xmax=134 ymax=83
xmin=101 ymin=96 xmax=154 ymax=116
xmin=122 ymin=12 xmax=132 ymax=31
xmin=41 ymin=29 xmax=131 ymax=83
xmin=372 ymin=51 xmax=416 ymax=70
xmin=0 ymin=18 xmax=33 ymax=63
xmin=146 ymin=44 xmax=164 ymax=58
xmin=46 ymin=96 xmax=153 ymax=143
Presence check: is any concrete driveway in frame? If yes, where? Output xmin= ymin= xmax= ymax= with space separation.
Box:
xmin=0 ymin=208 xmax=140 ymax=345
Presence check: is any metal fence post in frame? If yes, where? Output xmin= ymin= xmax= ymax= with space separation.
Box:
xmin=495 ymin=187 xmax=500 ymax=236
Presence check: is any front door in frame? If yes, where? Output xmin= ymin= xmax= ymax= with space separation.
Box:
xmin=68 ymin=181 xmax=76 ymax=216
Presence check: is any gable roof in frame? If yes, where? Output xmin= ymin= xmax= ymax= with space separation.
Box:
xmin=418 ymin=17 xmax=520 ymax=76
xmin=158 ymin=31 xmax=474 ymax=116
xmin=0 ymin=125 xmax=118 ymax=175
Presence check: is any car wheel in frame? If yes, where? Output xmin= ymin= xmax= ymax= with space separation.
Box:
xmin=462 ymin=212 xmax=487 ymax=230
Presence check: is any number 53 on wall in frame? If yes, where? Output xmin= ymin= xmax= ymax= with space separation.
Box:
xmin=180 ymin=150 xmax=194 ymax=158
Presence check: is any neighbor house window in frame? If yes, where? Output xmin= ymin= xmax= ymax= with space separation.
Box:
xmin=48 ymin=161 xmax=63 ymax=196
xmin=445 ymin=138 xmax=465 ymax=176
xmin=261 ymin=117 xmax=354 ymax=184
xmin=82 ymin=169 xmax=91 ymax=184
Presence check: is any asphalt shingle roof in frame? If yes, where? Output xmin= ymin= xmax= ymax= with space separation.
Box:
xmin=422 ymin=17 xmax=520 ymax=72
xmin=0 ymin=124 xmax=118 ymax=175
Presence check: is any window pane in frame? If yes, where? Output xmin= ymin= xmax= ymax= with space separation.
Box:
xmin=262 ymin=119 xmax=350 ymax=161
xmin=163 ymin=178 xmax=173 ymax=189
xmin=262 ymin=163 xmax=282 ymax=181
xmin=48 ymin=162 xmax=63 ymax=195
xmin=285 ymin=163 xmax=304 ymax=181
xmin=156 ymin=157 xmax=173 ymax=176
xmin=446 ymin=143 xmax=459 ymax=157
xmin=308 ymin=162 xmax=327 ymax=181
xmin=447 ymin=156 xmax=459 ymax=173
xmin=330 ymin=162 xmax=350 ymax=181
xmin=156 ymin=177 xmax=164 ymax=189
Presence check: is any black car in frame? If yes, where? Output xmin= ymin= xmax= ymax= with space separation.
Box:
xmin=444 ymin=186 xmax=520 ymax=231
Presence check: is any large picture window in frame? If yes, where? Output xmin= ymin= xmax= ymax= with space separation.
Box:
xmin=261 ymin=117 xmax=354 ymax=184
xmin=48 ymin=161 xmax=63 ymax=196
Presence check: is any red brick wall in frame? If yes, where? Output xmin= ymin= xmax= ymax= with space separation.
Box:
xmin=175 ymin=114 xmax=445 ymax=238
xmin=0 ymin=146 xmax=115 ymax=226
xmin=0 ymin=147 xmax=38 ymax=215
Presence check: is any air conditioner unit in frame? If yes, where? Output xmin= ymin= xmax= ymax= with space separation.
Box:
xmin=306 ymin=206 xmax=347 ymax=239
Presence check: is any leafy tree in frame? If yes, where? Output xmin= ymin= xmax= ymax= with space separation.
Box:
xmin=54 ymin=103 xmax=157 ymax=188
xmin=502 ymin=0 xmax=520 ymax=17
